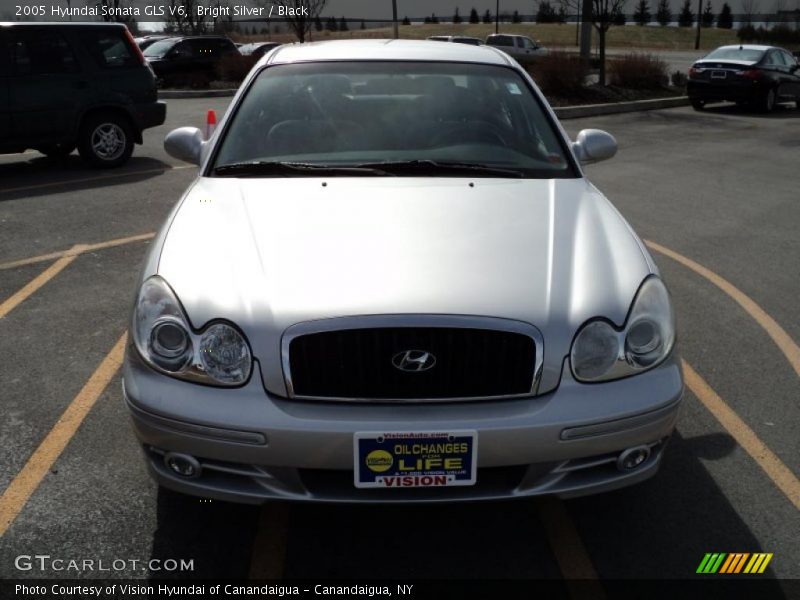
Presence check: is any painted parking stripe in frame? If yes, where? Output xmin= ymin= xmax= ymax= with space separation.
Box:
xmin=0 ymin=164 xmax=193 ymax=196
xmin=0 ymin=245 xmax=87 ymax=319
xmin=646 ymin=240 xmax=800 ymax=379
xmin=0 ymin=233 xmax=155 ymax=271
xmin=683 ymin=360 xmax=800 ymax=510
xmin=535 ymin=497 xmax=605 ymax=598
xmin=248 ymin=502 xmax=290 ymax=579
xmin=0 ymin=334 xmax=127 ymax=537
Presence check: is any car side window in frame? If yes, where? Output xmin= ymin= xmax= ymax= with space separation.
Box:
xmin=12 ymin=31 xmax=80 ymax=75
xmin=767 ymin=50 xmax=785 ymax=67
xmin=170 ymin=41 xmax=192 ymax=59
xmin=490 ymin=36 xmax=513 ymax=47
xmin=515 ymin=37 xmax=525 ymax=48
xmin=81 ymin=31 xmax=137 ymax=69
xmin=780 ymin=51 xmax=796 ymax=68
xmin=523 ymin=38 xmax=538 ymax=50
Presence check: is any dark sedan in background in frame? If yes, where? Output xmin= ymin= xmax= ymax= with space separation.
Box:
xmin=143 ymin=35 xmax=239 ymax=87
xmin=688 ymin=44 xmax=800 ymax=112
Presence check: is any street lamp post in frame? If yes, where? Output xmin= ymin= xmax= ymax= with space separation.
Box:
xmin=392 ymin=0 xmax=399 ymax=39
xmin=496 ymin=0 xmax=499 ymax=33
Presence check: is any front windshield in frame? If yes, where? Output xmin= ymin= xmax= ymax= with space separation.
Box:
xmin=212 ymin=61 xmax=576 ymax=178
xmin=704 ymin=47 xmax=765 ymax=62
xmin=143 ymin=39 xmax=176 ymax=58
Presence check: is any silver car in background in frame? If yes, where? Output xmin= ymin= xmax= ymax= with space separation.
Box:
xmin=123 ymin=39 xmax=682 ymax=503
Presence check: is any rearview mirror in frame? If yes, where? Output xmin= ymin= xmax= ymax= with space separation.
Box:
xmin=572 ymin=129 xmax=617 ymax=165
xmin=164 ymin=127 xmax=205 ymax=165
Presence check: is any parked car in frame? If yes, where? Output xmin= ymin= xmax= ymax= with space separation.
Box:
xmin=0 ymin=23 xmax=166 ymax=167
xmin=427 ymin=35 xmax=484 ymax=46
xmin=135 ymin=35 xmax=170 ymax=51
xmin=687 ymin=44 xmax=800 ymax=112
xmin=485 ymin=34 xmax=549 ymax=63
xmin=238 ymin=41 xmax=282 ymax=59
xmin=124 ymin=39 xmax=682 ymax=504
xmin=143 ymin=35 xmax=239 ymax=87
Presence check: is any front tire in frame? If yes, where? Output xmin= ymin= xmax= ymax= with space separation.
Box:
xmin=78 ymin=113 xmax=134 ymax=168
xmin=690 ymin=98 xmax=705 ymax=111
xmin=759 ymin=87 xmax=776 ymax=113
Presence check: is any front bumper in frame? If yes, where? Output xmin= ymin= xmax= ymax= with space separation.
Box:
xmin=122 ymin=349 xmax=683 ymax=503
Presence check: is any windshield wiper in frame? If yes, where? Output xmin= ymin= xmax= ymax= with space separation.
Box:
xmin=212 ymin=161 xmax=393 ymax=177
xmin=355 ymin=160 xmax=525 ymax=178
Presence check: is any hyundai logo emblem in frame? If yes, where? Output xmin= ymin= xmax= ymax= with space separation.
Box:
xmin=392 ymin=350 xmax=436 ymax=372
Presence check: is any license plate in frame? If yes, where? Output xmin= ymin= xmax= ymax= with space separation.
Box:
xmin=354 ymin=431 xmax=477 ymax=488
xmin=711 ymin=70 xmax=727 ymax=79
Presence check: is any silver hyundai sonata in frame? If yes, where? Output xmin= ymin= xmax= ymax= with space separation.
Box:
xmin=123 ymin=40 xmax=683 ymax=503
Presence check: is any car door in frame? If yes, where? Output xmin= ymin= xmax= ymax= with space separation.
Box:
xmin=162 ymin=40 xmax=193 ymax=79
xmin=762 ymin=50 xmax=790 ymax=100
xmin=779 ymin=50 xmax=800 ymax=99
xmin=0 ymin=29 xmax=10 ymax=147
xmin=9 ymin=28 xmax=91 ymax=146
xmin=514 ymin=36 xmax=529 ymax=60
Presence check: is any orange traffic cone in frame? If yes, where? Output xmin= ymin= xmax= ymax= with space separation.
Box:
xmin=205 ymin=110 xmax=217 ymax=140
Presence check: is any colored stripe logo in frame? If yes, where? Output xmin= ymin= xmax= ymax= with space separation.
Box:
xmin=696 ymin=553 xmax=773 ymax=574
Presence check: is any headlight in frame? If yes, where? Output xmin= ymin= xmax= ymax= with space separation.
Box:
xmin=132 ymin=276 xmax=252 ymax=386
xmin=570 ymin=276 xmax=675 ymax=382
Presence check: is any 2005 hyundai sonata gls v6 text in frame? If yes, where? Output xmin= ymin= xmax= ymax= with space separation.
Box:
xmin=123 ymin=40 xmax=683 ymax=503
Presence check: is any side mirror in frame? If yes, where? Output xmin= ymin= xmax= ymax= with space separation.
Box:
xmin=572 ymin=129 xmax=617 ymax=165
xmin=164 ymin=127 xmax=205 ymax=165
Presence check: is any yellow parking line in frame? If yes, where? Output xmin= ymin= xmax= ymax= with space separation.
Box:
xmin=646 ymin=240 xmax=800 ymax=379
xmin=535 ymin=497 xmax=605 ymax=599
xmin=683 ymin=360 xmax=800 ymax=510
xmin=0 ymin=164 xmax=193 ymax=196
xmin=0 ymin=334 xmax=127 ymax=537
xmin=0 ymin=244 xmax=87 ymax=319
xmin=248 ymin=502 xmax=290 ymax=579
xmin=0 ymin=233 xmax=155 ymax=271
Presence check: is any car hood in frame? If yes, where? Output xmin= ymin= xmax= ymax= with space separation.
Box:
xmin=156 ymin=177 xmax=654 ymax=396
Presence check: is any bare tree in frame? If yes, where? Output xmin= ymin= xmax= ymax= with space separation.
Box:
xmin=591 ymin=0 xmax=627 ymax=85
xmin=740 ymin=0 xmax=758 ymax=24
xmin=771 ymin=0 xmax=787 ymax=23
xmin=270 ymin=0 xmax=328 ymax=42
xmin=559 ymin=0 xmax=583 ymax=44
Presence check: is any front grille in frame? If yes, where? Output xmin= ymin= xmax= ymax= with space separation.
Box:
xmin=287 ymin=327 xmax=536 ymax=401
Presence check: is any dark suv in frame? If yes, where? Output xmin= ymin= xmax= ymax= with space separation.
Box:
xmin=142 ymin=36 xmax=239 ymax=88
xmin=0 ymin=23 xmax=166 ymax=167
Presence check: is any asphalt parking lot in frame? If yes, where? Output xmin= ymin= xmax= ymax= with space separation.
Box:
xmin=0 ymin=98 xmax=798 ymax=595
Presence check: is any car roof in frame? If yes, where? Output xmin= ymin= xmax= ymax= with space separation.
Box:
xmin=712 ymin=44 xmax=773 ymax=52
xmin=265 ymin=39 xmax=513 ymax=67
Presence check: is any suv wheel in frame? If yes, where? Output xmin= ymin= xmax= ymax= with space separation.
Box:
xmin=37 ymin=144 xmax=76 ymax=158
xmin=78 ymin=113 xmax=134 ymax=168
xmin=690 ymin=98 xmax=705 ymax=111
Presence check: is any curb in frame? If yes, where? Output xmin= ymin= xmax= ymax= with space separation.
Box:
xmin=158 ymin=89 xmax=238 ymax=99
xmin=554 ymin=96 xmax=689 ymax=119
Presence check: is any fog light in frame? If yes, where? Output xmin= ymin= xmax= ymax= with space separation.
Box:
xmin=164 ymin=452 xmax=201 ymax=478
xmin=616 ymin=446 xmax=651 ymax=471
